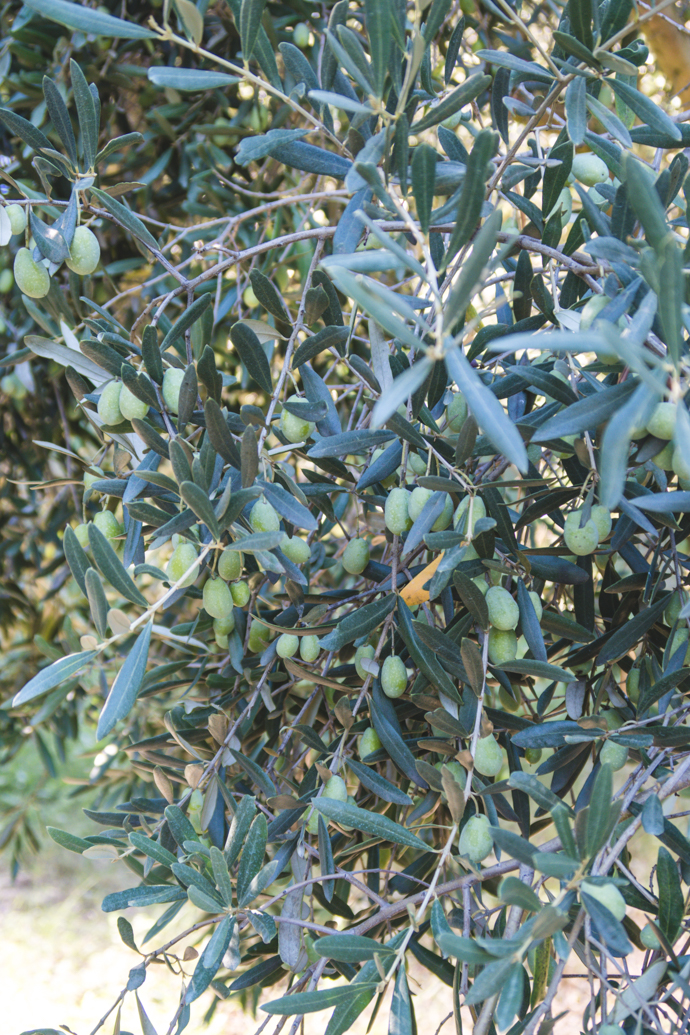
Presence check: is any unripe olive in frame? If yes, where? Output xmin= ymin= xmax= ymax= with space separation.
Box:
xmin=293 ymin=21 xmax=310 ymax=47
xmin=488 ymin=628 xmax=518 ymax=665
xmin=248 ymin=621 xmax=270 ymax=652
xmin=342 ymin=537 xmax=370 ymax=574
xmin=528 ymin=591 xmax=543 ymax=622
xmin=474 ymin=734 xmax=504 ymax=777
xmin=215 ymin=631 xmax=229 ymax=650
xmin=600 ymin=740 xmax=629 ymax=771
xmin=454 ymin=495 xmax=486 ymax=535
xmin=440 ymin=759 xmax=466 ymax=788
xmin=652 ymin=441 xmax=674 ymax=470
xmin=640 ymin=923 xmax=661 ymax=950
xmin=408 ymin=452 xmax=427 ymax=476
xmin=14 ymin=247 xmax=50 ymax=298
xmin=162 ymin=367 xmax=185 ymax=414
xmin=305 ymin=809 xmax=320 ymax=835
xmin=408 ymin=487 xmax=432 ymax=523
xmin=647 ymin=401 xmax=676 ymax=441
xmin=381 ymin=655 xmax=407 ymax=698
xmin=214 ymin=612 xmax=235 ymax=636
xmin=0 ymin=268 xmax=13 ymax=294
xmin=119 ymin=383 xmax=148 ymax=421
xmin=672 ymin=445 xmax=690 ymax=481
xmin=323 ymin=774 xmax=347 ymax=801
xmin=626 ymin=667 xmax=640 ymax=704
xmin=384 ymin=487 xmax=411 ymax=535
xmin=230 ymin=579 xmax=250 ymax=607
xmin=473 ymin=576 xmax=489 ymax=596
xmin=73 ymin=522 xmax=90 ymax=548
xmin=563 ymin=510 xmax=599 ymax=556
xmin=83 ymin=467 xmax=104 ymax=496
xmin=590 ymin=504 xmax=612 ymax=542
xmin=166 ymin=542 xmax=198 ymax=587
xmin=359 ymin=727 xmax=382 ymax=759
xmin=250 ymin=499 xmax=280 ymax=533
xmin=370 ymin=447 xmax=397 ymax=488
xmin=66 ymin=225 xmax=100 ymax=275
xmin=458 ymin=814 xmax=493 ymax=864
xmin=571 ymin=152 xmax=609 ymax=187
xmin=580 ymin=293 xmax=609 ymax=331
xmin=524 ymin=747 xmax=542 ymax=764
xmin=446 ymin=392 xmax=468 ymax=432
xmin=279 ymin=406 xmax=314 ymax=443
xmin=486 ymin=586 xmax=520 ymax=631
xmin=282 ymin=536 xmax=311 ymax=564
xmin=664 ymin=592 xmax=687 ymax=628
xmin=203 ymin=577 xmax=233 ymax=619
xmin=300 ymin=634 xmax=320 ymax=662
xmin=580 ymin=880 xmax=626 ymax=921
xmin=218 ymin=546 xmax=243 ymax=581
xmin=6 ymin=203 xmax=26 ymax=236
xmin=97 ymin=381 xmax=123 ymax=425
xmin=355 ymin=644 xmax=375 ymax=679
xmin=93 ymin=510 xmax=122 ymax=540
xmin=276 ymin=633 xmax=299 ymax=658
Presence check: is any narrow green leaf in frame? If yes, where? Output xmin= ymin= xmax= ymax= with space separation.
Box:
xmin=185 ymin=916 xmax=234 ymax=1004
xmin=319 ymin=594 xmax=396 ymax=651
xmin=318 ymin=815 xmax=335 ymax=902
xmin=23 ymin=0 xmax=156 ymax=37
xmin=88 ymin=523 xmax=148 ymax=606
xmin=262 ymin=986 xmax=377 ymax=1015
xmin=13 ymin=650 xmax=97 ymax=707
xmin=102 ymin=885 xmax=186 ymax=912
xmin=314 ymin=934 xmax=398 ymax=963
xmin=249 ymin=269 xmax=290 ymax=323
xmin=148 ymin=67 xmax=239 ymax=90
xmin=229 ymin=322 xmax=273 ymax=394
xmin=609 ymin=78 xmax=681 ymax=142
xmin=237 ymin=814 xmax=268 ymax=907
xmin=346 ymin=758 xmax=414 ymax=805
xmin=415 ymin=74 xmax=491 ymax=133
xmin=97 ymin=622 xmax=152 ymax=739
xmin=240 ymin=0 xmax=268 ymax=61
xmin=129 ymin=831 xmax=177 ymax=868
xmin=657 ymin=846 xmax=683 ymax=943
xmin=411 ymin=144 xmax=437 ymax=234
xmin=312 ymin=798 xmax=429 ymax=850
xmin=179 ymin=481 xmax=220 ymax=541
xmin=444 ymin=208 xmax=503 ymax=328
xmin=85 ymin=567 xmax=109 ymax=639
xmin=89 ymin=188 xmax=160 ymax=254
xmin=47 ymin=826 xmax=92 ymax=854
xmin=565 ymin=76 xmax=587 ymax=146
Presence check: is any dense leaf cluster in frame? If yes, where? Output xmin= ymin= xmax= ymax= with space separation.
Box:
xmin=2 ymin=0 xmax=690 ymax=1033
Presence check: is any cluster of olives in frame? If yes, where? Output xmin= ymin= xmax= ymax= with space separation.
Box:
xmin=636 ymin=400 xmax=690 ymax=482
xmin=2 ymin=200 xmax=101 ymax=299
xmin=562 ymin=503 xmax=612 ymax=557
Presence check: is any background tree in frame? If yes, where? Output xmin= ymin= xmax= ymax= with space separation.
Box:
xmin=1 ymin=0 xmax=690 ymax=1033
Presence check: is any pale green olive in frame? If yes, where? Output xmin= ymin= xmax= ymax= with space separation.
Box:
xmin=166 ymin=542 xmax=198 ymax=587
xmin=381 ymin=655 xmax=407 ymax=698
xmin=218 ymin=546 xmax=243 ymax=581
xmin=342 ymin=538 xmax=370 ymax=574
xmin=162 ymin=367 xmax=185 ymax=414
xmin=646 ymin=401 xmax=676 ymax=441
xmin=486 ymin=586 xmax=520 ymax=631
xmin=276 ymin=633 xmax=299 ymax=658
xmin=474 ymin=734 xmax=504 ymax=777
xmin=580 ymin=880 xmax=626 ymax=921
xmin=14 ymin=247 xmax=50 ymax=298
xmin=458 ymin=814 xmax=493 ymax=864
xmin=384 ymin=488 xmax=412 ymax=535
xmin=203 ymin=578 xmax=233 ymax=619
xmin=563 ymin=510 xmax=599 ymax=556
xmin=66 ymin=225 xmax=100 ymax=275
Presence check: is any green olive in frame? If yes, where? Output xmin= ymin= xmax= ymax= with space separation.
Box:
xmin=600 ymin=740 xmax=628 ymax=770
xmin=119 ymin=383 xmax=148 ymax=421
xmin=230 ymin=579 xmax=250 ymax=607
xmin=218 ymin=546 xmax=243 ymax=581
xmin=97 ymin=381 xmax=123 ymax=425
xmin=384 ymin=487 xmax=411 ymax=535
xmin=359 ymin=727 xmax=382 ymax=759
xmin=342 ymin=537 xmax=370 ymax=574
xmin=14 ymin=247 xmax=50 ymax=298
xmin=162 ymin=367 xmax=184 ymax=414
xmin=6 ymin=204 xmax=26 ymax=236
xmin=488 ymin=628 xmax=518 ymax=665
xmin=300 ymin=634 xmax=320 ymax=662
xmin=458 ymin=814 xmax=493 ymax=864
xmin=66 ymin=225 xmax=100 ymax=275
xmin=276 ymin=633 xmax=299 ymax=658
xmin=354 ymin=644 xmax=375 ymax=680
xmin=166 ymin=542 xmax=198 ymax=587
xmin=203 ymin=578 xmax=233 ymax=619
xmin=279 ymin=406 xmax=314 ymax=443
xmin=93 ymin=510 xmax=123 ymax=540
xmin=474 ymin=734 xmax=504 ymax=777
xmin=563 ymin=510 xmax=599 ymax=556
xmin=571 ymin=153 xmax=609 ymax=187
xmin=580 ymin=880 xmax=626 ymax=921
xmin=381 ymin=655 xmax=407 ymax=698
xmin=282 ymin=536 xmax=311 ymax=564
xmin=486 ymin=586 xmax=520 ymax=631
xmin=249 ymin=499 xmax=280 ymax=533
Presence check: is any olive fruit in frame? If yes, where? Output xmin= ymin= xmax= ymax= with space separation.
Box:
xmin=600 ymin=740 xmax=629 ymax=771
xmin=214 ymin=613 xmax=235 ymax=636
xmin=439 ymin=759 xmax=466 ymax=788
xmin=580 ymin=880 xmax=626 ymax=921
xmin=0 ymin=269 xmax=13 ymax=294
xmin=323 ymin=774 xmax=348 ymax=801
xmin=571 ymin=152 xmax=609 ymax=186
xmin=673 ymin=445 xmax=690 ymax=481
xmin=652 ymin=441 xmax=674 ymax=470
xmin=528 ymin=591 xmax=543 ymax=622
xmin=446 ymin=392 xmax=468 ymax=432
xmin=250 ymin=499 xmax=280 ymax=533
xmin=454 ymin=495 xmax=486 ymax=535
xmin=563 ymin=510 xmax=599 ymax=556
xmin=580 ymin=293 xmax=609 ymax=331
xmin=488 ymin=628 xmax=518 ymax=665
xmin=94 ymin=510 xmax=122 ymax=540
xmin=359 ymin=728 xmax=382 ymax=759
xmin=6 ymin=204 xmax=26 ymax=236
xmin=282 ymin=536 xmax=311 ymax=564
xmin=276 ymin=633 xmax=299 ymax=658
xmin=409 ymin=487 xmax=453 ymax=530
xmin=590 ymin=504 xmax=612 ymax=542
xmin=384 ymin=487 xmax=411 ymax=535
xmin=119 ymin=383 xmax=148 ymax=421
xmin=97 ymin=381 xmax=123 ymax=425
xmin=408 ymin=452 xmax=427 ymax=476
xmin=300 ymin=635 xmax=320 ymax=662
xmin=474 ymin=734 xmax=504 ymax=777
xmin=166 ymin=542 xmax=198 ymax=587
xmin=664 ymin=592 xmax=687 ymax=628
xmin=66 ymin=225 xmax=100 ymax=275
xmin=162 ymin=367 xmax=185 ymax=414
xmin=458 ymin=814 xmax=493 ymax=864
xmin=381 ymin=655 xmax=407 ymax=698
xmin=14 ymin=247 xmax=50 ymax=298
xmin=279 ymin=406 xmax=314 ymax=443
xmin=486 ymin=586 xmax=520 ymax=631
xmin=342 ymin=537 xmax=370 ymax=574
xmin=524 ymin=748 xmax=542 ymax=764
xmin=73 ymin=522 xmax=90 ymax=548
xmin=646 ymin=401 xmax=675 ymax=440
xmin=230 ymin=579 xmax=250 ymax=607
xmin=354 ymin=644 xmax=375 ymax=679
xmin=293 ymin=21 xmax=310 ymax=47
xmin=218 ymin=546 xmax=243 ymax=581
xmin=640 ymin=923 xmax=661 ymax=950
xmin=203 ymin=578 xmax=233 ymax=619
xmin=626 ymin=667 xmax=640 ymax=704
xmin=248 ymin=621 xmax=270 ymax=653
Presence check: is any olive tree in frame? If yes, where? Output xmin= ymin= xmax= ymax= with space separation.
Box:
xmin=2 ymin=0 xmax=690 ymax=1033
